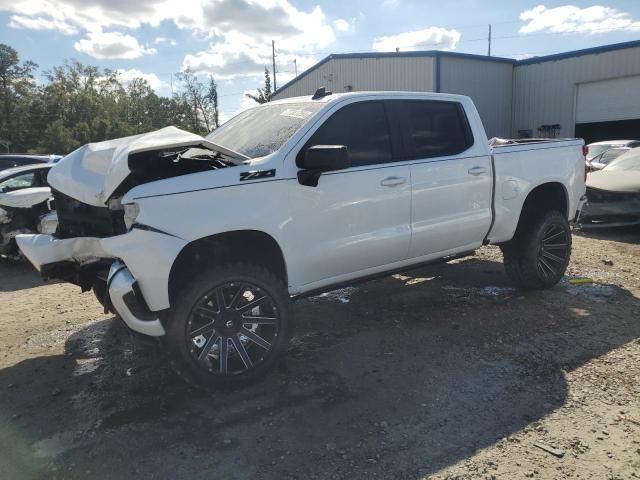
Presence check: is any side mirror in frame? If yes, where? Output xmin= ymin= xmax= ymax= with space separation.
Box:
xmin=298 ymin=145 xmax=350 ymax=187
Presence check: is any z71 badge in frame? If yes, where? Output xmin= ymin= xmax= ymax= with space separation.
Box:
xmin=239 ymin=169 xmax=276 ymax=181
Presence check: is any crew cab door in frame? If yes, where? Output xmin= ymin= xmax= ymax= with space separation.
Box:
xmin=387 ymin=99 xmax=493 ymax=257
xmin=287 ymin=100 xmax=411 ymax=288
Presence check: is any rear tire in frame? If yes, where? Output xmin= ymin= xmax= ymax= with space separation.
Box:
xmin=164 ymin=262 xmax=292 ymax=390
xmin=500 ymin=210 xmax=571 ymax=289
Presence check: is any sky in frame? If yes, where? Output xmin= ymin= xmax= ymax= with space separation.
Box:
xmin=1 ymin=0 xmax=640 ymax=122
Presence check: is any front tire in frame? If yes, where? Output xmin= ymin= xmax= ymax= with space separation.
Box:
xmin=164 ymin=262 xmax=292 ymax=389
xmin=501 ymin=210 xmax=572 ymax=289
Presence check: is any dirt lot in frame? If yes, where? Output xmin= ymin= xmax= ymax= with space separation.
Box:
xmin=1 ymin=229 xmax=639 ymax=480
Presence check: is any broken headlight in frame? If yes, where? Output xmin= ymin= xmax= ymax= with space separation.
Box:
xmin=123 ymin=202 xmax=140 ymax=230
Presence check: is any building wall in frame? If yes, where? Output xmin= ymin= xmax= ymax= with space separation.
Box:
xmin=439 ymin=56 xmax=513 ymax=138
xmin=272 ymin=56 xmax=436 ymax=99
xmin=512 ymin=45 xmax=640 ymax=138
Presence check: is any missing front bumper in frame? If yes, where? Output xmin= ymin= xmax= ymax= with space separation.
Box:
xmin=108 ymin=262 xmax=166 ymax=337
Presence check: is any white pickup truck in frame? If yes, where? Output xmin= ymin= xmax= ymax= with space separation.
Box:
xmin=17 ymin=90 xmax=587 ymax=388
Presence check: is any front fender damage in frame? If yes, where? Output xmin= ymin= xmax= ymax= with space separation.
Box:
xmin=16 ymin=228 xmax=188 ymax=311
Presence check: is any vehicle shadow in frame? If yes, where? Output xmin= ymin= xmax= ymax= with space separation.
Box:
xmin=575 ymin=225 xmax=640 ymax=244
xmin=0 ymin=260 xmax=50 ymax=292
xmin=1 ymin=255 xmax=639 ymax=479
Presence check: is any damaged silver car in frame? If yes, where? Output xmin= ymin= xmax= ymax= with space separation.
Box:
xmin=581 ymin=147 xmax=640 ymax=228
xmin=0 ymin=163 xmax=56 ymax=257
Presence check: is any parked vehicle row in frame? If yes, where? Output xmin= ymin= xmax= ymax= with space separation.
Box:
xmin=0 ymin=155 xmax=60 ymax=258
xmin=580 ymin=147 xmax=640 ymax=228
xmin=16 ymin=91 xmax=587 ymax=388
xmin=586 ymin=140 xmax=640 ymax=171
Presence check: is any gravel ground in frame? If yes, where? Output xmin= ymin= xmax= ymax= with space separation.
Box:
xmin=1 ymin=228 xmax=639 ymax=480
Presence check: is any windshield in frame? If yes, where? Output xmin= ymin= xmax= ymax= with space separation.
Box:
xmin=206 ymin=102 xmax=324 ymax=158
xmin=587 ymin=143 xmax=623 ymax=160
xmin=598 ymin=148 xmax=628 ymax=165
xmin=603 ymin=148 xmax=640 ymax=172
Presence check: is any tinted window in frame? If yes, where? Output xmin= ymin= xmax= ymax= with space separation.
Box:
xmin=0 ymin=172 xmax=36 ymax=192
xmin=304 ymin=101 xmax=392 ymax=167
xmin=399 ymin=101 xmax=473 ymax=159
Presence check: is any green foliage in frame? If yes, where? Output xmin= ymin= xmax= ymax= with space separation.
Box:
xmin=245 ymin=68 xmax=272 ymax=104
xmin=0 ymin=43 xmax=223 ymax=154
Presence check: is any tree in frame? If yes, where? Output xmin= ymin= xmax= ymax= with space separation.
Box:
xmin=0 ymin=43 xmax=38 ymax=152
xmin=0 ymin=43 xmax=227 ymax=153
xmin=245 ymin=67 xmax=272 ymax=104
xmin=207 ymin=77 xmax=219 ymax=129
xmin=175 ymin=68 xmax=220 ymax=134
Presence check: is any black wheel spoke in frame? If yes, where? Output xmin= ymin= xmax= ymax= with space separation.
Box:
xmin=544 ymin=243 xmax=568 ymax=249
xmin=197 ymin=333 xmax=219 ymax=361
xmin=240 ymin=327 xmax=271 ymax=350
xmin=237 ymin=296 xmax=267 ymax=313
xmin=189 ymin=321 xmax=215 ymax=338
xmin=228 ymin=284 xmax=246 ymax=309
xmin=241 ymin=314 xmax=277 ymax=325
xmin=543 ymin=229 xmax=564 ymax=243
xmin=214 ymin=288 xmax=225 ymax=313
xmin=232 ymin=335 xmax=253 ymax=369
xmin=219 ymin=337 xmax=229 ymax=374
xmin=195 ymin=305 xmax=218 ymax=320
xmin=539 ymin=256 xmax=557 ymax=276
xmin=542 ymin=251 xmax=564 ymax=263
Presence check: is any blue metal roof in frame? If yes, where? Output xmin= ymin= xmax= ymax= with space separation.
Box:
xmin=274 ymin=39 xmax=640 ymax=97
xmin=516 ymin=39 xmax=640 ymax=65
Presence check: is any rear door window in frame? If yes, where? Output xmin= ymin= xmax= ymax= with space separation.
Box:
xmin=303 ymin=101 xmax=392 ymax=167
xmin=0 ymin=172 xmax=36 ymax=192
xmin=394 ymin=100 xmax=473 ymax=160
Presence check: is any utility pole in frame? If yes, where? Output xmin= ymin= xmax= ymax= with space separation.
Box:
xmin=488 ymin=24 xmax=492 ymax=57
xmin=294 ymin=58 xmax=298 ymax=79
xmin=272 ymin=40 xmax=277 ymax=91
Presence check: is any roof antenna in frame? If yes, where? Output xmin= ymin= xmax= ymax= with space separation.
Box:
xmin=312 ymin=86 xmax=332 ymax=100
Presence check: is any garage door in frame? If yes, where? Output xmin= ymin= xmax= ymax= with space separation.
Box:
xmin=576 ymin=75 xmax=640 ymax=124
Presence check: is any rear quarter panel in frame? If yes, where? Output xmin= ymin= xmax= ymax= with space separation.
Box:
xmin=489 ymin=140 xmax=586 ymax=243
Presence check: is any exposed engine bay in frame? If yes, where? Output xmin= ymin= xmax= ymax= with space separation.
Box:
xmin=54 ymin=145 xmax=237 ymax=239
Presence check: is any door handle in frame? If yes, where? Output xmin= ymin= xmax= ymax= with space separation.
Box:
xmin=380 ymin=176 xmax=407 ymax=187
xmin=468 ymin=166 xmax=487 ymax=176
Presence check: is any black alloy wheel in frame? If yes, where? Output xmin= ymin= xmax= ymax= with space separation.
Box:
xmin=536 ymin=223 xmax=570 ymax=280
xmin=186 ymin=281 xmax=280 ymax=376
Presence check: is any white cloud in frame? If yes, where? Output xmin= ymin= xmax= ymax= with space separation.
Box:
xmin=0 ymin=0 xmax=342 ymax=78
xmin=372 ymin=27 xmax=461 ymax=52
xmin=333 ymin=18 xmax=352 ymax=33
xmin=181 ymin=1 xmax=336 ymax=80
xmin=520 ymin=5 xmax=640 ymax=35
xmin=8 ymin=14 xmax=77 ymax=34
xmin=153 ymin=36 xmax=177 ymax=46
xmin=117 ymin=69 xmax=165 ymax=91
xmin=74 ymin=31 xmax=157 ymax=59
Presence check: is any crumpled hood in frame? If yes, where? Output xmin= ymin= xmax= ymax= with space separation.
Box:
xmin=47 ymin=126 xmax=243 ymax=207
xmin=587 ymin=170 xmax=640 ymax=194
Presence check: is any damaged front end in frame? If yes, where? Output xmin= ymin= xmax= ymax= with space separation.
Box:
xmin=17 ymin=126 xmax=239 ymax=336
xmin=0 ymin=190 xmax=55 ymax=258
xmin=580 ymin=187 xmax=640 ymax=228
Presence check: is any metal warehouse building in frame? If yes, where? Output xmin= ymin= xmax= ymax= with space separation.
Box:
xmin=272 ymin=40 xmax=640 ymax=143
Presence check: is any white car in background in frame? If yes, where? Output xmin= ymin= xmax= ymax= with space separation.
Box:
xmin=586 ymin=140 xmax=640 ymax=169
xmin=17 ymin=91 xmax=587 ymax=389
xmin=0 ymin=163 xmax=56 ymax=257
